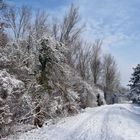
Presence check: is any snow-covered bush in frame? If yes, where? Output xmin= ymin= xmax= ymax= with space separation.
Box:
xmin=0 ymin=41 xmax=35 ymax=81
xmin=0 ymin=70 xmax=25 ymax=137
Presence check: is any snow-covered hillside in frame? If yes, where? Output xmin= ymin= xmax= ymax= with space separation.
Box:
xmin=7 ymin=104 xmax=140 ymax=140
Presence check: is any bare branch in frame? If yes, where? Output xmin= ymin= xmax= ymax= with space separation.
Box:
xmin=90 ymin=39 xmax=102 ymax=85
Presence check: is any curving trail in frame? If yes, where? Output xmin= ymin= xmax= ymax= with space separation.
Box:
xmin=8 ymin=104 xmax=140 ymax=140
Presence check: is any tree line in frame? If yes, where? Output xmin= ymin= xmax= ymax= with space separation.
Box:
xmin=0 ymin=1 xmax=121 ymax=101
xmin=0 ymin=0 xmax=122 ymax=137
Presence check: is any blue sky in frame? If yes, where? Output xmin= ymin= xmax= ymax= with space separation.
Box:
xmin=7 ymin=0 xmax=140 ymax=86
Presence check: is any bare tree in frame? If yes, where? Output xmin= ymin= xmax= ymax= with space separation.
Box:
xmin=3 ymin=5 xmax=31 ymax=40
xmin=102 ymin=54 xmax=120 ymax=100
xmin=34 ymin=10 xmax=48 ymax=39
xmin=51 ymin=18 xmax=59 ymax=40
xmin=0 ymin=0 xmax=9 ymax=47
xmin=90 ymin=40 xmax=102 ymax=85
xmin=76 ymin=41 xmax=91 ymax=80
xmin=65 ymin=39 xmax=81 ymax=67
xmin=60 ymin=4 xmax=84 ymax=46
xmin=51 ymin=4 xmax=84 ymax=67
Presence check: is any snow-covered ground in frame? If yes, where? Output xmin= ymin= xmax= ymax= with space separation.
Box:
xmin=7 ymin=104 xmax=140 ymax=140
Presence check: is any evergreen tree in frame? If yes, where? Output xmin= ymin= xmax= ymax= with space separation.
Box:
xmin=129 ymin=64 xmax=140 ymax=97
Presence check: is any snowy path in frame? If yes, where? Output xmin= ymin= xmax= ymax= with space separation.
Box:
xmin=8 ymin=104 xmax=140 ymax=140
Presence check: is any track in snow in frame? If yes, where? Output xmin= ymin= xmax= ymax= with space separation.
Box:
xmin=8 ymin=104 xmax=140 ymax=140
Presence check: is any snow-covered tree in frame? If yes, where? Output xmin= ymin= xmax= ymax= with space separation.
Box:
xmin=129 ymin=64 xmax=140 ymax=97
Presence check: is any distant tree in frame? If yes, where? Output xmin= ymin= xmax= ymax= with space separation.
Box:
xmin=102 ymin=54 xmax=120 ymax=102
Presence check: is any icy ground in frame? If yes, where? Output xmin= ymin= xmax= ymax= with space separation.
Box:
xmin=8 ymin=104 xmax=140 ymax=140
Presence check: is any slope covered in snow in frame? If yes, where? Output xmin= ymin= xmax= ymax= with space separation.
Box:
xmin=7 ymin=104 xmax=140 ymax=140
